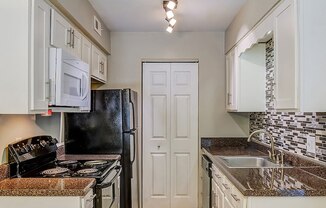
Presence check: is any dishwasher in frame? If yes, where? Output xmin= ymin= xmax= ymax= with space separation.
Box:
xmin=201 ymin=154 xmax=212 ymax=208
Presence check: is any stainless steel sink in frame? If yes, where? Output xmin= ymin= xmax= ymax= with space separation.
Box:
xmin=217 ymin=156 xmax=292 ymax=168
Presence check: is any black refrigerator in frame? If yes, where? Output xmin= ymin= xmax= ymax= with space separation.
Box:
xmin=64 ymin=89 xmax=138 ymax=208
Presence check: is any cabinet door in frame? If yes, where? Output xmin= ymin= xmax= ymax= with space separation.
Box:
xmin=91 ymin=45 xmax=101 ymax=79
xmin=226 ymin=49 xmax=237 ymax=111
xmin=274 ymin=0 xmax=298 ymax=110
xmin=98 ymin=51 xmax=108 ymax=82
xmin=50 ymin=9 xmax=71 ymax=51
xmin=71 ymin=29 xmax=82 ymax=59
xmin=30 ymin=0 xmax=51 ymax=111
xmin=81 ymin=36 xmax=92 ymax=66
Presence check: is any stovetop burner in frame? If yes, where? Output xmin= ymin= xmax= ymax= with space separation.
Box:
xmin=76 ymin=168 xmax=100 ymax=176
xmin=58 ymin=160 xmax=78 ymax=166
xmin=41 ymin=167 xmax=70 ymax=176
xmin=84 ymin=160 xmax=108 ymax=167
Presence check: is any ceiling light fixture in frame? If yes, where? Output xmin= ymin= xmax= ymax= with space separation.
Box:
xmin=166 ymin=26 xmax=173 ymax=33
xmin=169 ymin=18 xmax=177 ymax=27
xmin=166 ymin=10 xmax=174 ymax=19
xmin=163 ymin=0 xmax=178 ymax=33
xmin=167 ymin=1 xmax=177 ymax=10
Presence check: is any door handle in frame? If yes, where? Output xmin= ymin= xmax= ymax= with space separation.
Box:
xmin=67 ymin=29 xmax=72 ymax=46
xmin=130 ymin=98 xmax=136 ymax=131
xmin=45 ymin=79 xmax=51 ymax=100
xmin=81 ymin=73 xmax=89 ymax=100
xmin=72 ymin=29 xmax=75 ymax=48
xmin=130 ymin=132 xmax=136 ymax=164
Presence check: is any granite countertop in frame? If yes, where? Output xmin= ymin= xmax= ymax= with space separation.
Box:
xmin=57 ymin=154 xmax=121 ymax=161
xmin=0 ymin=148 xmax=119 ymax=197
xmin=0 ymin=178 xmax=95 ymax=196
xmin=202 ymin=137 xmax=326 ymax=197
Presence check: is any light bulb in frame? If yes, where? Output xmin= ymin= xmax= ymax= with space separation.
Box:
xmin=166 ymin=26 xmax=173 ymax=33
xmin=166 ymin=10 xmax=174 ymax=19
xmin=167 ymin=1 xmax=177 ymax=10
xmin=169 ymin=18 xmax=177 ymax=27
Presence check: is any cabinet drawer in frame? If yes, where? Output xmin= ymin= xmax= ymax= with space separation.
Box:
xmin=221 ymin=176 xmax=233 ymax=200
xmin=211 ymin=165 xmax=224 ymax=187
xmin=229 ymin=185 xmax=245 ymax=208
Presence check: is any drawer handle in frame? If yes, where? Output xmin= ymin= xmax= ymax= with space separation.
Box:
xmin=231 ymin=194 xmax=240 ymax=202
xmin=222 ymin=183 xmax=230 ymax=190
xmin=214 ymin=173 xmax=221 ymax=179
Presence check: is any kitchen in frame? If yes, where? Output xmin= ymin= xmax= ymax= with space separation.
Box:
xmin=0 ymin=0 xmax=326 ymax=208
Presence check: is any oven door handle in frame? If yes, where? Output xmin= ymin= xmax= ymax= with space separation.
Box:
xmin=96 ymin=165 xmax=122 ymax=189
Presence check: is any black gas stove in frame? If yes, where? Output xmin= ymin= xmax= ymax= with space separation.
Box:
xmin=8 ymin=135 xmax=121 ymax=208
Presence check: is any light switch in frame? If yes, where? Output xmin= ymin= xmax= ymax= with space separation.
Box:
xmin=306 ymin=136 xmax=316 ymax=155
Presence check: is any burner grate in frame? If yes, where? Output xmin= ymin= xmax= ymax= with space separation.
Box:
xmin=84 ymin=160 xmax=108 ymax=167
xmin=58 ymin=160 xmax=78 ymax=166
xmin=77 ymin=168 xmax=99 ymax=175
xmin=41 ymin=167 xmax=70 ymax=176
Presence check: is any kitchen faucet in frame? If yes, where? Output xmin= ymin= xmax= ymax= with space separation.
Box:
xmin=248 ymin=129 xmax=277 ymax=162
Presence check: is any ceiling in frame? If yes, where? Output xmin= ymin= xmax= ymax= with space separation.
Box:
xmin=88 ymin=0 xmax=247 ymax=32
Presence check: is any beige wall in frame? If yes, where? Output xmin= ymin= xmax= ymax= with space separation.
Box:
xmin=0 ymin=115 xmax=44 ymax=163
xmin=98 ymin=32 xmax=249 ymax=138
xmin=225 ymin=0 xmax=279 ymax=52
xmin=0 ymin=114 xmax=62 ymax=164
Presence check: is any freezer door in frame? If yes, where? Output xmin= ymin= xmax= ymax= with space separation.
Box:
xmin=64 ymin=90 xmax=123 ymax=154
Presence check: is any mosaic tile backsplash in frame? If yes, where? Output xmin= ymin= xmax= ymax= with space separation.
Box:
xmin=249 ymin=39 xmax=326 ymax=163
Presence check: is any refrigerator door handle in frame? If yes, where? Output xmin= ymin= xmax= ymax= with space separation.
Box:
xmin=130 ymin=132 xmax=136 ymax=164
xmin=130 ymin=95 xmax=137 ymax=132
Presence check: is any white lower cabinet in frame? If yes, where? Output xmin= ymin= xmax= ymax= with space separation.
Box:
xmin=211 ymin=164 xmax=326 ymax=208
xmin=0 ymin=190 xmax=94 ymax=208
xmin=211 ymin=164 xmax=245 ymax=208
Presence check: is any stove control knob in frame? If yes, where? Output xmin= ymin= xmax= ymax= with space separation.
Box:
xmin=22 ymin=145 xmax=29 ymax=153
xmin=40 ymin=140 xmax=47 ymax=147
xmin=20 ymin=147 xmax=26 ymax=154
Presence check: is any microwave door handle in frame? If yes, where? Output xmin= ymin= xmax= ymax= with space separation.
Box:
xmin=81 ymin=73 xmax=89 ymax=100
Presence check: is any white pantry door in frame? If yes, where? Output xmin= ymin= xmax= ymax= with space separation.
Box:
xmin=143 ymin=62 xmax=198 ymax=208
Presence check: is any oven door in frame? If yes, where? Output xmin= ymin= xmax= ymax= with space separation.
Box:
xmin=49 ymin=48 xmax=90 ymax=108
xmin=96 ymin=165 xmax=121 ymax=208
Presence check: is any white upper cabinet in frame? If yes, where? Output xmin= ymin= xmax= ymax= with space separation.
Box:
xmin=273 ymin=0 xmax=326 ymax=112
xmin=0 ymin=0 xmax=51 ymax=114
xmin=226 ymin=19 xmax=269 ymax=112
xmin=274 ymin=0 xmax=297 ymax=110
xmin=31 ymin=0 xmax=51 ymax=111
xmin=81 ymin=37 xmax=92 ymax=66
xmin=51 ymin=9 xmax=108 ymax=84
xmin=50 ymin=9 xmax=81 ymax=59
xmin=226 ymin=48 xmax=237 ymax=111
xmin=91 ymin=45 xmax=108 ymax=83
xmin=227 ymin=0 xmax=326 ymax=113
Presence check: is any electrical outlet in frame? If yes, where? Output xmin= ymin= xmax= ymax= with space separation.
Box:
xmin=306 ymin=136 xmax=316 ymax=155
